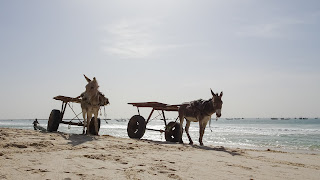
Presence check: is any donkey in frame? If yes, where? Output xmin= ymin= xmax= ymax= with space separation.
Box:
xmin=179 ymin=89 xmax=223 ymax=146
xmin=79 ymin=75 xmax=109 ymax=135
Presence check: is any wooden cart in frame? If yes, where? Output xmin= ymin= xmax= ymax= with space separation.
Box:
xmin=47 ymin=95 xmax=101 ymax=134
xmin=127 ymin=102 xmax=182 ymax=142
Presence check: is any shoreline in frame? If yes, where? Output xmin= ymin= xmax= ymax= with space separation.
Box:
xmin=212 ymin=144 xmax=320 ymax=155
xmin=1 ymin=128 xmax=320 ymax=180
xmin=1 ymin=123 xmax=320 ymax=155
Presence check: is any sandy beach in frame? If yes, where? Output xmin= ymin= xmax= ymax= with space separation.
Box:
xmin=0 ymin=128 xmax=319 ymax=180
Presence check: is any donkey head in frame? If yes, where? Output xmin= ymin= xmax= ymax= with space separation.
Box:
xmin=211 ymin=89 xmax=223 ymax=117
xmin=84 ymin=75 xmax=99 ymax=96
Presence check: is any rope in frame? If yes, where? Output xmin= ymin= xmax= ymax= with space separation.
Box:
xmin=67 ymin=103 xmax=83 ymax=128
xmin=149 ymin=111 xmax=163 ymax=122
xmin=100 ymin=106 xmax=109 ymax=124
xmin=209 ymin=118 xmax=213 ymax=132
xmin=208 ymin=117 xmax=218 ymax=133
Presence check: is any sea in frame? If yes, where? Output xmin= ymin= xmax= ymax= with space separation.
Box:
xmin=1 ymin=118 xmax=319 ymax=153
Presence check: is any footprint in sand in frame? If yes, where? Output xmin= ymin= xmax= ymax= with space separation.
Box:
xmin=168 ymin=173 xmax=182 ymax=180
xmin=168 ymin=168 xmax=177 ymax=171
xmin=4 ymin=143 xmax=27 ymax=148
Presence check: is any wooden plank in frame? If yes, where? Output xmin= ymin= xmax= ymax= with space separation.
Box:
xmin=128 ymin=102 xmax=168 ymax=107
xmin=128 ymin=102 xmax=180 ymax=111
xmin=53 ymin=96 xmax=81 ymax=103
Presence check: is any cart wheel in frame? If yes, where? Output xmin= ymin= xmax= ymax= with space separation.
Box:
xmin=89 ymin=117 xmax=101 ymax=135
xmin=165 ymin=122 xmax=181 ymax=142
xmin=47 ymin=109 xmax=62 ymax=132
xmin=127 ymin=115 xmax=146 ymax=139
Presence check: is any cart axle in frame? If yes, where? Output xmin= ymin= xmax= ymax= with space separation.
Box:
xmin=146 ymin=128 xmax=165 ymax=133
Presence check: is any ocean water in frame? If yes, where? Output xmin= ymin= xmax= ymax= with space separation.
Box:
xmin=1 ymin=118 xmax=319 ymax=153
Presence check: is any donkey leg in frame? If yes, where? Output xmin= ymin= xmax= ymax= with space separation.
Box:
xmin=199 ymin=119 xmax=209 ymax=146
xmin=185 ymin=120 xmax=193 ymax=145
xmin=93 ymin=110 xmax=99 ymax=136
xmin=199 ymin=123 xmax=205 ymax=146
xmin=86 ymin=113 xmax=92 ymax=135
xmin=179 ymin=116 xmax=184 ymax=144
xmin=82 ymin=112 xmax=86 ymax=134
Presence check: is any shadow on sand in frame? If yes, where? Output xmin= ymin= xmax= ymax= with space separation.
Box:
xmin=47 ymin=131 xmax=241 ymax=156
xmin=58 ymin=133 xmax=97 ymax=146
xmin=189 ymin=144 xmax=242 ymax=156
xmin=141 ymin=139 xmax=241 ymax=156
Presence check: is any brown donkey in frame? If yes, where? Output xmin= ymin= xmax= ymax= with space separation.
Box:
xmin=178 ymin=89 xmax=223 ymax=146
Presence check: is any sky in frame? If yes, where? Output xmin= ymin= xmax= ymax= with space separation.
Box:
xmin=0 ymin=0 xmax=319 ymax=119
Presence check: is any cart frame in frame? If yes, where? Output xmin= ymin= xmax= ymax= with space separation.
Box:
xmin=47 ymin=95 xmax=101 ymax=134
xmin=53 ymin=96 xmax=84 ymax=126
xmin=127 ymin=102 xmax=182 ymax=142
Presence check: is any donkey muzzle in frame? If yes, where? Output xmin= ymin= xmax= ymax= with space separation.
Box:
xmin=216 ymin=109 xmax=222 ymax=118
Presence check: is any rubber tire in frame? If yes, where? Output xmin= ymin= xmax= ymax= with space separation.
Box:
xmin=88 ymin=117 xmax=101 ymax=135
xmin=165 ymin=122 xmax=181 ymax=142
xmin=47 ymin=109 xmax=61 ymax=132
xmin=127 ymin=115 xmax=146 ymax=139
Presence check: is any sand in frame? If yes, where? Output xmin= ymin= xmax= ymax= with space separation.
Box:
xmin=0 ymin=128 xmax=319 ymax=180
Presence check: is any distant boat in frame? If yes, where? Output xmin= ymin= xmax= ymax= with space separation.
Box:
xmin=271 ymin=118 xmax=278 ymax=120
xmin=115 ymin=119 xmax=127 ymax=122
xmin=280 ymin=118 xmax=290 ymax=120
xmin=226 ymin=118 xmax=234 ymax=120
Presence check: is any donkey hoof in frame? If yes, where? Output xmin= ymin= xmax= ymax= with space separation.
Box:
xmin=200 ymin=143 xmax=204 ymax=146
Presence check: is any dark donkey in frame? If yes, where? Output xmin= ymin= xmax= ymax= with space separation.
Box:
xmin=178 ymin=89 xmax=223 ymax=146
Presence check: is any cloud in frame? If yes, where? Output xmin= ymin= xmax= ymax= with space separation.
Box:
xmin=101 ymin=18 xmax=189 ymax=59
xmin=236 ymin=18 xmax=305 ymax=38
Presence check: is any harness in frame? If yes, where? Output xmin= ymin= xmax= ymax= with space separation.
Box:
xmin=188 ymin=98 xmax=217 ymax=132
xmin=82 ymin=91 xmax=109 ymax=107
xmin=189 ymin=99 xmax=213 ymax=118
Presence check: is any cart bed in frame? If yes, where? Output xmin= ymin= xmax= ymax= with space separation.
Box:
xmin=54 ymin=95 xmax=81 ymax=103
xmin=128 ymin=102 xmax=181 ymax=111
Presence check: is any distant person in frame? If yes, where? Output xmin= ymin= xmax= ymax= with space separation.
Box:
xmin=33 ymin=119 xmax=39 ymax=130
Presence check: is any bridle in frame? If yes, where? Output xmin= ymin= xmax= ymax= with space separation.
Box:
xmin=212 ymin=98 xmax=223 ymax=110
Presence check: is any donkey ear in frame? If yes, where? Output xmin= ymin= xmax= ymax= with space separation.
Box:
xmin=84 ymin=74 xmax=91 ymax=82
xmin=211 ymin=89 xmax=216 ymax=96
xmin=220 ymin=91 xmax=223 ymax=97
